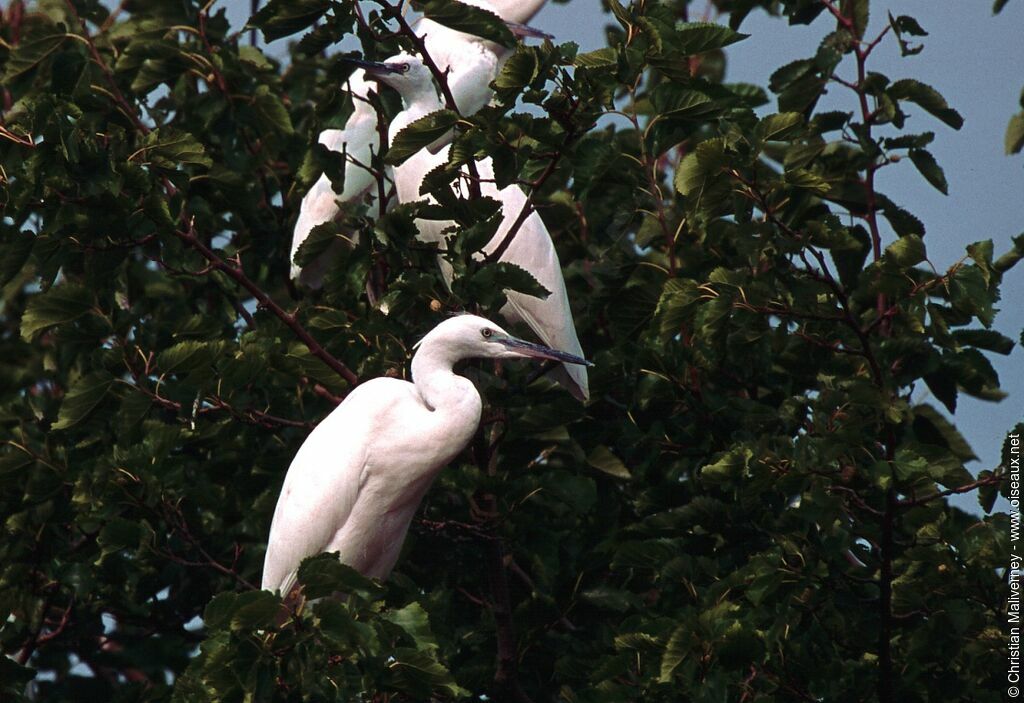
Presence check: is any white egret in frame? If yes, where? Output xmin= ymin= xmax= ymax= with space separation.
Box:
xmin=365 ymin=55 xmax=590 ymax=401
xmin=289 ymin=0 xmax=549 ymax=288
xmin=261 ymin=314 xmax=591 ymax=595
xmin=290 ymin=69 xmax=378 ymax=289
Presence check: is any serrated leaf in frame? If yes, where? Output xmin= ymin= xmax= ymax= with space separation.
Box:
xmin=574 ymin=47 xmax=618 ymax=68
xmin=494 ymin=48 xmax=539 ymax=90
xmin=659 ymin=623 xmax=690 ymax=682
xmin=385 ymin=602 xmax=439 ymax=653
xmin=889 ymin=79 xmax=964 ymax=130
xmin=3 ymin=23 xmax=67 ymax=81
xmin=97 ymin=517 xmax=143 ymax=556
xmin=385 ymin=110 xmax=460 ymax=166
xmin=252 ymin=85 xmax=294 ymax=136
xmin=1006 ymin=113 xmax=1024 ymax=155
xmin=230 ymin=590 xmax=282 ymax=630
xmin=587 ymin=445 xmax=631 ymax=479
xmin=674 ymin=22 xmax=747 ymax=55
xmin=0 ymin=230 xmax=35 ymax=287
xmin=139 ymin=128 xmax=213 ymax=169
xmin=418 ymin=0 xmax=515 ymax=48
xmin=474 ymin=261 xmax=550 ymax=300
xmin=952 ymin=329 xmax=1014 ymax=355
xmin=20 ymin=283 xmax=96 ymax=341
xmin=297 ymin=553 xmax=383 ymax=600
xmin=908 ymin=149 xmax=948 ymax=194
xmin=884 ymin=234 xmax=926 ymax=267
xmin=674 ymin=138 xmax=727 ymax=196
xmin=249 ymin=0 xmax=331 ymax=42
xmin=386 ymin=647 xmax=465 ymax=698
xmin=53 ymin=372 xmax=114 ymax=430
xmin=156 ymin=340 xmax=222 ymax=374
xmin=757 ymin=112 xmax=804 ymax=142
xmin=913 ymin=404 xmax=978 ymax=461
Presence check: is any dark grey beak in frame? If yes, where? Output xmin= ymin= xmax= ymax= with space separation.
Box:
xmin=342 ymin=57 xmax=407 ymax=76
xmin=506 ymin=22 xmax=553 ymax=40
xmin=500 ymin=336 xmax=593 ymax=366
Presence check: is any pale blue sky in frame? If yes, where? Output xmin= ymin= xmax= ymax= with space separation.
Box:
xmin=226 ymin=0 xmax=1023 ymax=511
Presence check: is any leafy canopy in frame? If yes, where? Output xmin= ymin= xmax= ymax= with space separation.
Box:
xmin=0 ymin=0 xmax=1016 ymax=701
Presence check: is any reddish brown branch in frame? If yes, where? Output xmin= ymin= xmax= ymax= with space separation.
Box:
xmin=173 ymin=222 xmax=359 ymax=387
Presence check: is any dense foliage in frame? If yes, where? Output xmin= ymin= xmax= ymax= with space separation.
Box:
xmin=0 ymin=0 xmax=1016 ymax=700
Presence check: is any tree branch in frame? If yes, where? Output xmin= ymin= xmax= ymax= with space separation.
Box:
xmin=173 ymin=222 xmax=359 ymax=387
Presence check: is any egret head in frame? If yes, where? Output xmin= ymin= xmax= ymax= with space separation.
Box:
xmin=418 ymin=315 xmax=592 ymax=366
xmin=360 ymin=53 xmax=435 ymax=101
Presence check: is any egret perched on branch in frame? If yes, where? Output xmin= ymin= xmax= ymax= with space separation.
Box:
xmin=363 ymin=55 xmax=591 ymax=401
xmin=289 ymin=0 xmax=550 ymax=288
xmin=261 ymin=315 xmax=591 ymax=595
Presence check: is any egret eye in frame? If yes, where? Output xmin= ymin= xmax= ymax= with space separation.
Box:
xmin=481 ymin=328 xmax=493 ymax=339
xmin=397 ymin=63 xmax=410 ymax=74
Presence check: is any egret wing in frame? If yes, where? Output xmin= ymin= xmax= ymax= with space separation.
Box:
xmin=261 ymin=398 xmax=371 ymax=595
xmin=290 ymin=72 xmax=384 ymax=288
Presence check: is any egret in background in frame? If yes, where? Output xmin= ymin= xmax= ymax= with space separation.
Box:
xmin=365 ymin=55 xmax=590 ymax=401
xmin=261 ymin=315 xmax=591 ymax=596
xmin=289 ymin=0 xmax=550 ymax=288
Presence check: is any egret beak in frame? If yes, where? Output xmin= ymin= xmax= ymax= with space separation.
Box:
xmin=499 ymin=336 xmax=593 ymax=366
xmin=505 ymin=22 xmax=554 ymax=40
xmin=343 ymin=57 xmax=407 ymax=76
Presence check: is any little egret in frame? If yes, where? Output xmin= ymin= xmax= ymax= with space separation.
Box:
xmin=365 ymin=55 xmax=590 ymax=401
xmin=261 ymin=315 xmax=591 ymax=596
xmin=289 ymin=0 xmax=549 ymax=288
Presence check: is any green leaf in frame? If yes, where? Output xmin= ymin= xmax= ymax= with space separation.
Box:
xmin=701 ymin=446 xmax=752 ymax=484
xmin=908 ymin=148 xmax=948 ymax=194
xmin=849 ymin=0 xmax=869 ymax=38
xmin=473 ymin=262 xmax=550 ymax=300
xmin=757 ymin=112 xmax=804 ymax=142
xmin=385 ymin=602 xmax=439 ymax=653
xmin=297 ymin=553 xmax=383 ymax=600
xmin=913 ymin=404 xmax=978 ymax=461
xmin=1005 ymin=113 xmax=1024 ymax=155
xmin=659 ymin=623 xmax=690 ymax=682
xmin=250 ymin=0 xmax=332 ymax=42
xmin=386 ymin=647 xmax=464 ymax=698
xmin=385 ymin=110 xmax=460 ymax=166
xmin=889 ymin=79 xmax=964 ymax=130
xmin=0 ymin=230 xmax=35 ymax=287
xmin=53 ymin=372 xmax=114 ymax=430
xmin=418 ymin=0 xmax=516 ymax=48
xmin=952 ymin=329 xmax=1014 ymax=355
xmin=574 ymin=47 xmax=619 ymax=68
xmin=494 ymin=47 xmax=539 ymax=90
xmin=139 ymin=128 xmax=213 ymax=169
xmin=20 ymin=283 xmax=96 ymax=341
xmin=97 ymin=517 xmax=143 ymax=556
xmin=674 ymin=22 xmax=747 ymax=55
xmin=884 ymin=234 xmax=926 ymax=267
xmin=203 ymin=592 xmax=238 ymax=629
xmin=156 ymin=341 xmax=223 ymax=374
xmin=587 ymin=445 xmax=631 ymax=479
xmin=2 ymin=22 xmax=67 ymax=81
xmin=252 ymin=85 xmax=294 ymax=136
xmin=230 ymin=590 xmax=282 ymax=630
xmin=674 ymin=138 xmax=727 ymax=196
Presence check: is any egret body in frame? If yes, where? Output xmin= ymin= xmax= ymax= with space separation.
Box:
xmin=366 ymin=56 xmax=590 ymax=401
xmin=261 ymin=315 xmax=590 ymax=596
xmin=289 ymin=0 xmax=549 ymax=288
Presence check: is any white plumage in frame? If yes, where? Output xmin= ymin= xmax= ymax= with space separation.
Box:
xmin=261 ymin=314 xmax=590 ymax=595
xmin=366 ymin=55 xmax=590 ymax=401
xmin=290 ymin=0 xmax=550 ymax=288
